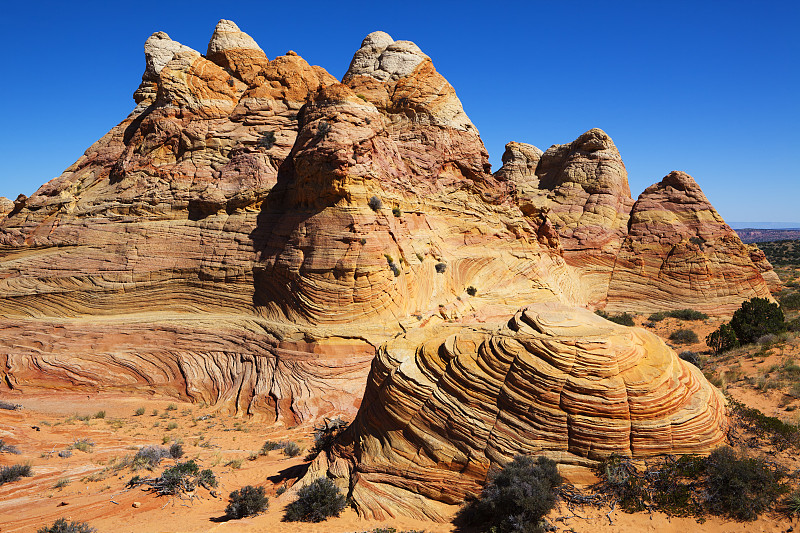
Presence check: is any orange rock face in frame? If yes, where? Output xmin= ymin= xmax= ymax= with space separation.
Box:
xmin=310 ymin=303 xmax=727 ymax=520
xmin=606 ymin=171 xmax=773 ymax=314
xmin=0 ymin=26 xmax=581 ymax=421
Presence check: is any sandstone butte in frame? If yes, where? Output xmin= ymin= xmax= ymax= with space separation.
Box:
xmin=0 ymin=21 xmax=773 ymax=519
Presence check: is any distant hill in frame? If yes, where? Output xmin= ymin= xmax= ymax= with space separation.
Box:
xmin=735 ymin=229 xmax=800 ymax=243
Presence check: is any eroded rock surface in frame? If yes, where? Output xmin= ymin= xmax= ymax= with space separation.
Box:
xmin=0 ymin=26 xmax=581 ymax=421
xmin=606 ymin=171 xmax=773 ymax=314
xmin=310 ymin=303 xmax=727 ymax=520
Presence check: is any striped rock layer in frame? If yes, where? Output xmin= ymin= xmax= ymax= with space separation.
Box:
xmin=0 ymin=25 xmax=582 ymax=421
xmin=311 ymin=303 xmax=727 ymax=520
xmin=496 ymin=134 xmax=776 ymax=310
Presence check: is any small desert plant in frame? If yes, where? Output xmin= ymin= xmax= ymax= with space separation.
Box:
xmin=37 ymin=518 xmax=96 ymax=533
xmin=0 ymin=463 xmax=32 ymax=485
xmin=0 ymin=400 xmax=22 ymax=410
xmin=669 ymin=309 xmax=709 ymax=320
xmin=284 ymin=477 xmax=347 ymax=522
xmin=392 ymin=206 xmax=402 ymax=217
xmin=276 ymin=483 xmax=288 ymax=496
xmin=466 ymin=286 xmax=478 ymax=296
xmin=226 ymin=485 xmax=269 ymax=519
xmin=780 ymin=292 xmax=800 ymax=310
xmin=0 ymin=439 xmax=20 ymax=454
xmin=648 ymin=311 xmax=668 ymax=322
xmin=134 ymin=445 xmax=171 ymax=469
xmin=706 ymin=322 xmax=739 ymax=354
xmin=226 ymin=458 xmax=244 ymax=469
xmin=165 ymin=403 xmax=177 ymax=411
xmin=70 ymin=439 xmax=94 ymax=453
xmin=729 ymin=399 xmax=800 ymax=450
xmin=134 ymin=407 xmax=146 ymax=416
xmin=166 ymin=421 xmax=178 ymax=430
xmin=596 ymin=310 xmax=636 ymax=326
xmin=780 ymin=489 xmax=800 ymax=517
xmin=435 ymin=262 xmax=447 ymax=273
xmin=169 ymin=442 xmax=184 ymax=459
xmin=260 ymin=441 xmax=282 ymax=455
xmin=54 ymin=477 xmax=70 ymax=489
xmin=283 ymin=441 xmax=302 ymax=457
xmin=92 ymin=410 xmax=106 ymax=419
xmin=316 ymin=120 xmax=331 ymax=139
xmin=457 ymin=455 xmax=562 ymax=533
xmin=368 ymin=195 xmax=383 ymax=211
xmin=130 ymin=460 xmax=217 ymax=495
xmin=704 ymin=446 xmax=787 ymax=521
xmin=679 ymin=351 xmax=702 ymax=367
xmin=258 ymin=130 xmax=277 ymax=149
xmin=669 ymin=329 xmax=699 ymax=345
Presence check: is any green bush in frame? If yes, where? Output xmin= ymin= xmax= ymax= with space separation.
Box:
xmin=457 ymin=455 xmax=562 ymax=533
xmin=134 ymin=407 xmax=146 ymax=416
xmin=704 ymin=446 xmax=787 ymax=521
xmin=780 ymin=292 xmax=800 ymax=310
xmin=729 ymin=399 xmax=800 ymax=450
xmin=169 ymin=442 xmax=184 ymax=459
xmin=706 ymin=323 xmax=739 ymax=354
xmin=226 ymin=485 xmax=269 ymax=519
xmin=260 ymin=441 xmax=282 ymax=455
xmin=368 ymin=196 xmax=382 ymax=211
xmin=134 ymin=445 xmax=170 ymax=469
xmin=679 ymin=351 xmax=702 ymax=367
xmin=391 ymin=207 xmax=402 ymax=217
xmin=730 ymin=297 xmax=785 ymax=344
xmin=0 ymin=463 xmax=32 ymax=485
xmin=284 ymin=477 xmax=347 ymax=522
xmin=37 ymin=518 xmax=96 ymax=533
xmin=669 ymin=329 xmax=699 ymax=345
xmin=595 ymin=310 xmax=635 ymax=326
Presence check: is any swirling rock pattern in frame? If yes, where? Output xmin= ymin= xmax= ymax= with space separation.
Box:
xmin=0 ymin=25 xmax=582 ymax=420
xmin=311 ymin=303 xmax=728 ymax=520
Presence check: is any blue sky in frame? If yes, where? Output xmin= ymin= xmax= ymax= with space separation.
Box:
xmin=1 ymin=0 xmax=797 ymax=223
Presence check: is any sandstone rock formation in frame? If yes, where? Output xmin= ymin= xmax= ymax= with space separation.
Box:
xmin=496 ymin=133 xmax=775 ymax=310
xmin=605 ymin=171 xmax=774 ymax=314
xmin=0 ymin=197 xmax=12 ymax=218
xmin=310 ymin=303 xmax=728 ymax=520
xmin=497 ymin=129 xmax=634 ymax=306
xmin=0 ymin=25 xmax=581 ymax=420
xmin=747 ymin=243 xmax=782 ymax=292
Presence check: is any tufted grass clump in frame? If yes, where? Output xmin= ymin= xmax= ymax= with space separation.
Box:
xmin=260 ymin=440 xmax=282 ymax=455
xmin=134 ymin=407 xmax=146 ymax=416
xmin=69 ymin=438 xmax=94 ymax=453
xmin=133 ymin=445 xmax=171 ymax=470
xmin=0 ymin=439 xmax=21 ymax=455
xmin=284 ymin=477 xmax=347 ymax=522
xmin=368 ymin=195 xmax=383 ymax=211
xmin=781 ymin=489 xmax=800 ymax=518
xmin=37 ymin=518 xmax=96 ymax=533
xmin=457 ymin=455 xmax=561 ymax=533
xmin=0 ymin=463 xmax=33 ymax=485
xmin=226 ymin=485 xmax=269 ymax=519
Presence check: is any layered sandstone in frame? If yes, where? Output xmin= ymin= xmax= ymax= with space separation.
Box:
xmin=0 ymin=26 xmax=581 ymax=420
xmin=310 ymin=303 xmax=727 ymax=520
xmin=497 ymin=129 xmax=635 ymax=306
xmin=0 ymin=197 xmax=12 ymax=218
xmin=606 ymin=171 xmax=773 ymax=314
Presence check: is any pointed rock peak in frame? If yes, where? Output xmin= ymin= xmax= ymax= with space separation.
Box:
xmin=143 ymin=32 xmax=198 ymax=80
xmin=658 ymin=170 xmax=701 ymax=191
xmin=207 ymin=19 xmax=264 ymax=55
xmin=344 ymin=30 xmax=430 ymax=82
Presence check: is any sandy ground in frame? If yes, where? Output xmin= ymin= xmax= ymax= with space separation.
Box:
xmin=2 ymin=309 xmax=800 ymax=532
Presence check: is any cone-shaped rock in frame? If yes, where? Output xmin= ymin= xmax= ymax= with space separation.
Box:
xmin=606 ymin=171 xmax=773 ymax=314
xmin=206 ymin=19 xmax=270 ymax=85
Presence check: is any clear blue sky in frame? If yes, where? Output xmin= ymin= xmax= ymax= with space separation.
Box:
xmin=1 ymin=0 xmax=797 ymax=223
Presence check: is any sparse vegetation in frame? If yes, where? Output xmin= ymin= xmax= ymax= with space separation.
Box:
xmin=226 ymin=458 xmax=244 ymax=469
xmin=69 ymin=438 xmax=94 ymax=453
xmin=706 ymin=322 xmax=739 ymax=354
xmin=392 ymin=206 xmax=402 ymax=217
xmin=134 ymin=445 xmax=171 ymax=469
xmin=457 ymin=455 xmax=561 ymax=533
xmin=258 ymin=130 xmax=276 ymax=149
xmin=165 ymin=403 xmax=177 ymax=411
xmin=435 ymin=262 xmax=447 ymax=273
xmin=283 ymin=441 xmax=302 ymax=457
xmin=466 ymin=286 xmax=478 ymax=296
xmin=0 ymin=439 xmax=20 ymax=454
xmin=308 ymin=417 xmax=348 ymax=459
xmin=0 ymin=400 xmax=22 ymax=410
xmin=260 ymin=440 xmax=282 ymax=455
xmin=284 ymin=477 xmax=347 ymax=522
xmin=128 ymin=460 xmax=217 ymax=496
xmin=134 ymin=407 xmax=146 ymax=416
xmin=54 ymin=477 xmax=70 ymax=489
xmin=0 ymin=463 xmax=32 ymax=485
xmin=92 ymin=410 xmax=106 ymax=419
xmin=678 ymin=351 xmax=703 ymax=367
xmin=37 ymin=518 xmax=96 ymax=533
xmin=595 ymin=310 xmax=635 ymax=326
xmin=648 ymin=309 xmax=709 ymax=321
xmin=729 ymin=398 xmax=800 ymax=450
xmin=669 ymin=328 xmax=699 ymax=345
xmin=169 ymin=442 xmax=184 ymax=459
xmin=368 ymin=195 xmax=383 ymax=211
xmin=226 ymin=485 xmax=269 ymax=519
